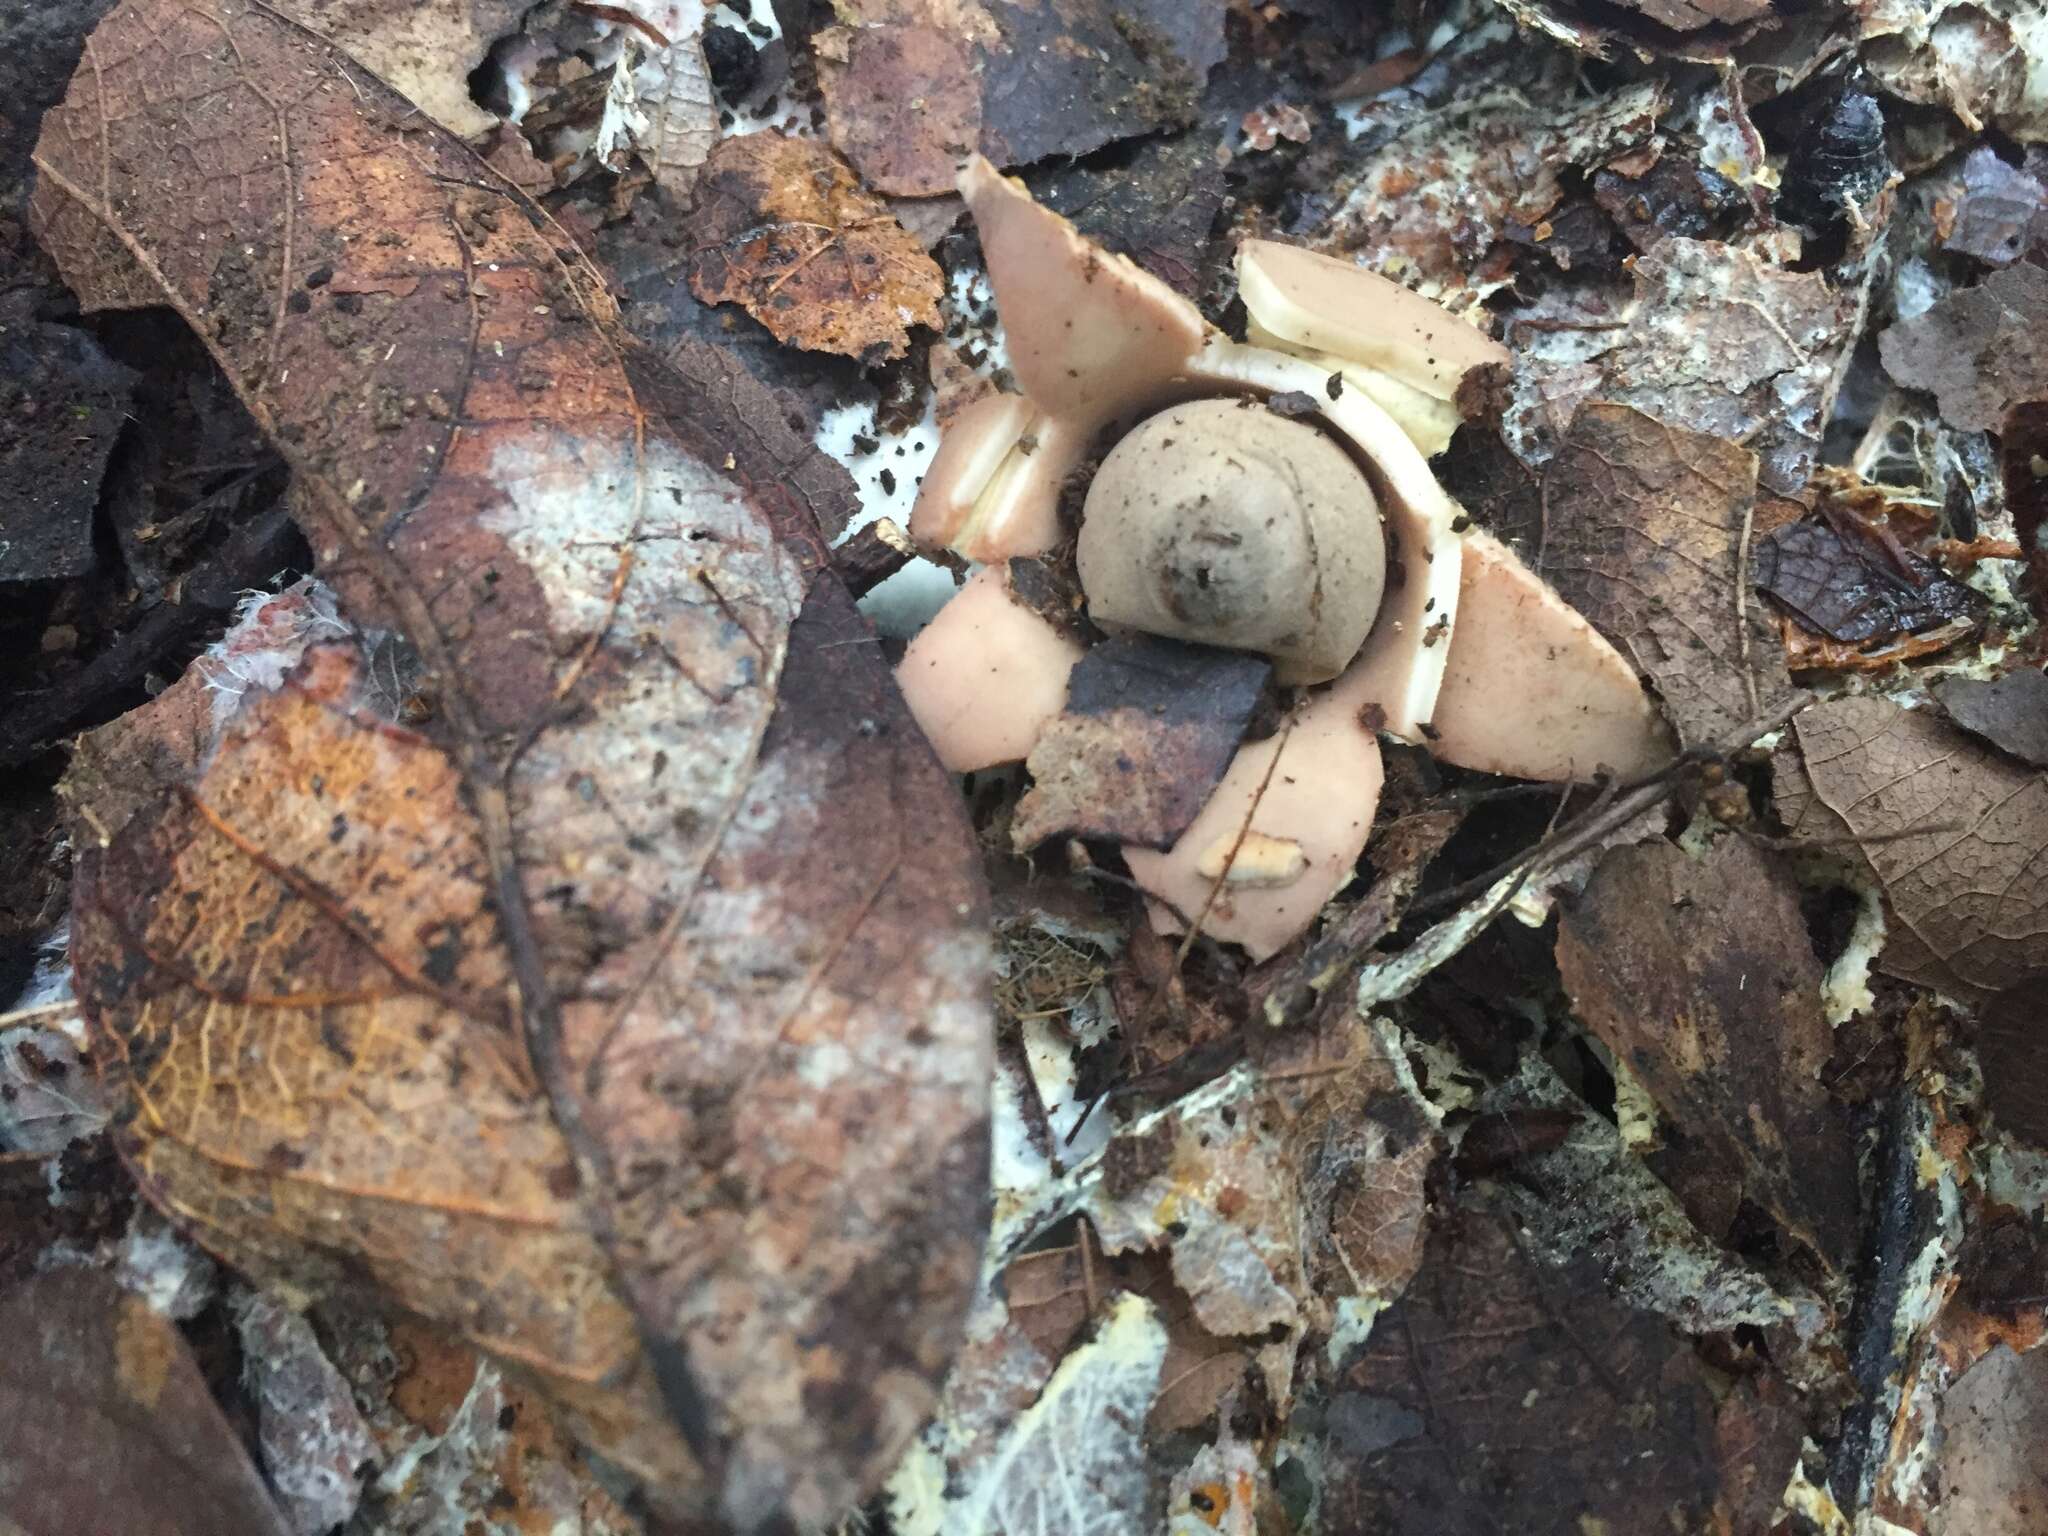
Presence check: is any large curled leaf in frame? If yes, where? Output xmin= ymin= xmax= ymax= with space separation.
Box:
xmin=36 ymin=3 xmax=991 ymax=1529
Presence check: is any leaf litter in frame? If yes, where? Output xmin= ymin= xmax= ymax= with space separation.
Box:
xmin=8 ymin=0 xmax=2048 ymax=1530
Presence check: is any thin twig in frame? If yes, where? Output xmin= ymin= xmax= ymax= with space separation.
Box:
xmin=1409 ymin=691 xmax=1813 ymax=922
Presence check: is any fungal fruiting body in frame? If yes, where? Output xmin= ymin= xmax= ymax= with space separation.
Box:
xmin=898 ymin=157 xmax=1676 ymax=958
xmin=1077 ymin=399 xmax=1386 ymax=686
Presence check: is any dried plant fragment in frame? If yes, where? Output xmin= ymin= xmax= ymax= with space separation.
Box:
xmin=1556 ymin=838 xmax=1858 ymax=1267
xmin=1779 ymin=696 xmax=2048 ymax=1004
xmin=1936 ymin=668 xmax=2048 ymax=768
xmin=1879 ymin=265 xmax=2048 ymax=432
xmin=1000 ymin=1245 xmax=1255 ymax=1434
xmin=1329 ymin=66 xmax=1665 ymax=299
xmin=688 ymin=131 xmax=944 ymax=362
xmin=1579 ymin=240 xmax=1861 ymax=494
xmin=592 ymin=0 xmax=717 ymax=198
xmin=1013 ymin=634 xmax=1270 ymax=852
xmin=1918 ymin=1342 xmax=2048 ymax=1534
xmin=1861 ymin=0 xmax=2048 ymax=144
xmin=1539 ymin=403 xmax=1792 ymax=745
xmin=33 ymin=4 xmax=992 ymax=1528
xmin=234 ymin=1290 xmax=380 ymax=1536
xmin=0 ymin=1266 xmax=293 ymax=1535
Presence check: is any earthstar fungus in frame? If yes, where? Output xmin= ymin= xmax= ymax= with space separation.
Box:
xmin=902 ymin=158 xmax=1676 ymax=959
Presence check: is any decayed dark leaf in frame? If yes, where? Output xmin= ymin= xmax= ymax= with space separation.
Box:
xmin=1979 ymin=978 xmax=2048 ymax=1147
xmin=1879 ymin=264 xmax=2048 ymax=433
xmin=1288 ymin=1038 xmax=1437 ymax=1303
xmin=0 ymin=295 xmax=135 ymax=582
xmin=1936 ymin=668 xmax=2048 ymax=768
xmin=687 ymin=131 xmax=944 ymax=363
xmin=34 ymin=3 xmax=991 ymax=1528
xmin=1779 ymin=85 xmax=1892 ymax=232
xmin=814 ymin=0 xmax=1224 ymax=197
xmin=1943 ymin=145 xmax=2048 ymax=267
xmin=1327 ymin=1189 xmax=1771 ymax=1536
xmin=0 ymin=1266 xmax=294 ymax=1536
xmin=1012 ymin=634 xmax=1270 ymax=851
xmin=1779 ymin=696 xmax=2048 ymax=1004
xmin=1538 ymin=402 xmax=1793 ymax=745
xmin=1755 ymin=519 xmax=1985 ymax=645
xmin=1556 ymin=837 xmax=1858 ymax=1266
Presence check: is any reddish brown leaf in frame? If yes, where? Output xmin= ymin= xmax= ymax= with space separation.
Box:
xmin=1013 ymin=634 xmax=1271 ymax=852
xmin=1879 ymin=264 xmax=2048 ymax=433
xmin=1556 ymin=837 xmax=1858 ymax=1266
xmin=1780 ymin=696 xmax=2048 ymax=1004
xmin=0 ymin=1266 xmax=293 ymax=1536
xmin=687 ymin=131 xmax=943 ymax=363
xmin=34 ymin=3 xmax=991 ymax=1527
xmin=1539 ymin=402 xmax=1793 ymax=745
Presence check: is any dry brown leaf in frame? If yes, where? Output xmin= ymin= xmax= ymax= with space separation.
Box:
xmin=1779 ymin=696 xmax=2048 ymax=1004
xmin=1288 ymin=1028 xmax=1437 ymax=1305
xmin=0 ymin=1266 xmax=295 ymax=1536
xmin=35 ymin=4 xmax=990 ymax=1528
xmin=1001 ymin=1243 xmax=1252 ymax=1434
xmin=814 ymin=0 xmax=1224 ymax=197
xmin=1879 ymin=265 xmax=2048 ymax=433
xmin=1327 ymin=1187 xmax=1780 ymax=1535
xmin=687 ymin=131 xmax=944 ymax=363
xmin=1555 ymin=837 xmax=1859 ymax=1267
xmin=274 ymin=0 xmax=525 ymax=137
xmin=1538 ymin=402 xmax=1793 ymax=746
